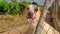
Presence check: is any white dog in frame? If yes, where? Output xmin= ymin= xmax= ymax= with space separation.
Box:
xmin=25 ymin=4 xmax=42 ymax=28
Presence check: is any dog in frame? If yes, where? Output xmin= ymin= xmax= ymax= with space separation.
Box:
xmin=25 ymin=4 xmax=42 ymax=27
xmin=25 ymin=4 xmax=43 ymax=34
xmin=20 ymin=4 xmax=42 ymax=27
xmin=25 ymin=4 xmax=38 ymax=23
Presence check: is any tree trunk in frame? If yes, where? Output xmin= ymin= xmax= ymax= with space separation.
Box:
xmin=34 ymin=0 xmax=50 ymax=34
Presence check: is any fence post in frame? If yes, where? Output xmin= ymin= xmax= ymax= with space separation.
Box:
xmin=52 ymin=0 xmax=60 ymax=32
xmin=34 ymin=0 xmax=50 ymax=34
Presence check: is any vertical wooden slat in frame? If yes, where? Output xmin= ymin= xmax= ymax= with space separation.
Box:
xmin=34 ymin=0 xmax=50 ymax=34
xmin=52 ymin=0 xmax=60 ymax=32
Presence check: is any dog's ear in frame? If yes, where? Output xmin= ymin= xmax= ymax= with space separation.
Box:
xmin=19 ymin=3 xmax=26 ymax=10
xmin=38 ymin=7 xmax=43 ymax=12
xmin=40 ymin=8 xmax=43 ymax=12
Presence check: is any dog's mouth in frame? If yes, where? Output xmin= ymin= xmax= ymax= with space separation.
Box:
xmin=26 ymin=11 xmax=35 ymax=23
xmin=26 ymin=16 xmax=34 ymax=23
xmin=27 ymin=13 xmax=34 ymax=23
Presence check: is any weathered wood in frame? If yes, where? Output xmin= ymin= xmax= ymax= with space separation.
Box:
xmin=31 ymin=7 xmax=42 ymax=34
xmin=34 ymin=0 xmax=50 ymax=34
xmin=52 ymin=0 xmax=60 ymax=32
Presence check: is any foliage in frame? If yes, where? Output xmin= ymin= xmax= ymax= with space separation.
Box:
xmin=48 ymin=6 xmax=52 ymax=11
xmin=0 ymin=0 xmax=9 ymax=13
xmin=0 ymin=0 xmax=45 ymax=15
xmin=21 ymin=0 xmax=29 ymax=5
xmin=8 ymin=0 xmax=21 ymax=15
xmin=38 ymin=5 xmax=44 ymax=8
xmin=30 ymin=2 xmax=38 ymax=5
xmin=30 ymin=2 xmax=43 ymax=8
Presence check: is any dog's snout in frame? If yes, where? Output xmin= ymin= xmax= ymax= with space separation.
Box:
xmin=28 ymin=12 xmax=33 ymax=16
xmin=28 ymin=12 xmax=30 ymax=15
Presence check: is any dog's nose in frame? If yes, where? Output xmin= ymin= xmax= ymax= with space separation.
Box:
xmin=28 ymin=12 xmax=33 ymax=16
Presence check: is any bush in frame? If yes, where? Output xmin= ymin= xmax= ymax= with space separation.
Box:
xmin=8 ymin=0 xmax=21 ymax=15
xmin=30 ymin=2 xmax=38 ymax=5
xmin=21 ymin=0 xmax=29 ymax=5
xmin=38 ymin=5 xmax=44 ymax=8
xmin=30 ymin=2 xmax=43 ymax=8
xmin=0 ymin=0 xmax=9 ymax=13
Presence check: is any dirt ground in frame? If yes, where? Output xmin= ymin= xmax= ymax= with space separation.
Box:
xmin=0 ymin=13 xmax=32 ymax=34
xmin=0 ymin=11 xmax=60 ymax=34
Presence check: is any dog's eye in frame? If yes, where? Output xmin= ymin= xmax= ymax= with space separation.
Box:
xmin=26 ymin=7 xmax=29 ymax=10
xmin=34 ymin=8 xmax=38 ymax=12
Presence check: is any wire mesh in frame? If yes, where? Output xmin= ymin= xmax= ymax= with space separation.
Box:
xmin=0 ymin=0 xmax=60 ymax=34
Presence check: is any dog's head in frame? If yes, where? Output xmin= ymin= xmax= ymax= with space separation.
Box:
xmin=25 ymin=4 xmax=38 ymax=23
xmin=20 ymin=4 xmax=39 ymax=23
